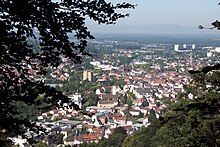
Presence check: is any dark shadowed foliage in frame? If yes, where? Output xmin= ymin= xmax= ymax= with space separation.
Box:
xmin=0 ymin=0 xmax=135 ymax=145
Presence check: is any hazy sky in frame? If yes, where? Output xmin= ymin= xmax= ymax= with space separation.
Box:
xmin=86 ymin=0 xmax=220 ymax=34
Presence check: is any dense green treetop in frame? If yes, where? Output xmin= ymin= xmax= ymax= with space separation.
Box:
xmin=93 ymin=127 xmax=127 ymax=147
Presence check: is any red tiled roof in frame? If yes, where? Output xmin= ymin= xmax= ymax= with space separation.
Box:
xmin=115 ymin=117 xmax=127 ymax=121
xmin=130 ymin=109 xmax=140 ymax=112
xmin=142 ymin=107 xmax=150 ymax=110
xmin=77 ymin=133 xmax=100 ymax=141
xmin=99 ymin=100 xmax=116 ymax=104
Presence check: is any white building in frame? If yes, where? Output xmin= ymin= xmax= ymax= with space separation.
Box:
xmin=192 ymin=44 xmax=195 ymax=49
xmin=90 ymin=61 xmax=101 ymax=66
xmin=69 ymin=93 xmax=82 ymax=109
xmin=174 ymin=44 xmax=179 ymax=52
xmin=215 ymin=47 xmax=220 ymax=53
xmin=183 ymin=44 xmax=187 ymax=48
xmin=207 ymin=52 xmax=213 ymax=57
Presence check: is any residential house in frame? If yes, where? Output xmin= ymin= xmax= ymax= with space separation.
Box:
xmin=97 ymin=100 xmax=118 ymax=108
xmin=129 ymin=109 xmax=140 ymax=116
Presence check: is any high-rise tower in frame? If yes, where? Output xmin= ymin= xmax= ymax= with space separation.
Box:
xmin=174 ymin=44 xmax=179 ymax=52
